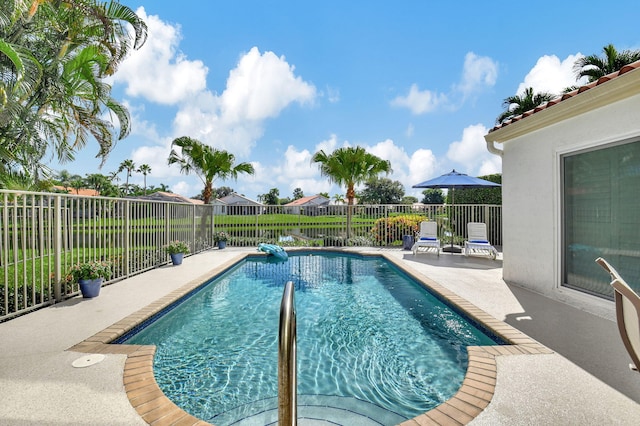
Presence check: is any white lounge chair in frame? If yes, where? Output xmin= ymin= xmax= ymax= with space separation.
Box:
xmin=412 ymin=221 xmax=440 ymax=256
xmin=596 ymin=257 xmax=640 ymax=372
xmin=464 ymin=222 xmax=498 ymax=260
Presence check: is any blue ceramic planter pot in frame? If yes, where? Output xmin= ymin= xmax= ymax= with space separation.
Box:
xmin=79 ymin=278 xmax=103 ymax=298
xmin=217 ymin=241 xmax=226 ymax=249
xmin=170 ymin=253 xmax=184 ymax=265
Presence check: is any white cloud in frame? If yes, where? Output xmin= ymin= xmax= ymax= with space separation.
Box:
xmin=130 ymin=144 xmax=174 ymax=179
xmin=408 ymin=149 xmax=438 ymax=186
xmin=356 ymin=139 xmax=438 ymax=197
xmin=446 ymin=123 xmax=501 ymax=175
xmin=314 ymin=134 xmax=340 ymax=154
xmin=392 ymin=52 xmax=497 ymax=114
xmin=368 ymin=139 xmax=409 ymax=175
xmin=171 ymin=180 xmax=194 ymax=197
xmin=516 ymin=54 xmax=587 ymax=96
xmin=391 ymin=84 xmax=446 ymax=115
xmin=325 ymin=85 xmax=341 ymax=103
xmin=405 ymin=123 xmax=414 ymax=138
xmin=478 ymin=157 xmax=502 ymax=176
xmin=456 ymin=52 xmax=498 ymax=97
xmin=269 ymin=136 xmax=343 ymax=195
xmin=115 ymin=11 xmax=317 ymax=160
xmin=171 ymin=47 xmax=317 ymax=157
xmin=220 ymin=47 xmax=316 ymax=123
xmin=114 ymin=7 xmax=208 ymax=104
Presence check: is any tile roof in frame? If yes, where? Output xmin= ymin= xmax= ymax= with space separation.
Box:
xmin=219 ymin=193 xmax=263 ymax=205
xmin=284 ymin=194 xmax=326 ymax=206
xmin=489 ymin=60 xmax=640 ymax=133
xmin=53 ymin=185 xmax=100 ymax=196
xmin=133 ymin=191 xmax=203 ymax=204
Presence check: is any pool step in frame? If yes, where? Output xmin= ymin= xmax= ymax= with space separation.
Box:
xmin=212 ymin=394 xmax=408 ymax=426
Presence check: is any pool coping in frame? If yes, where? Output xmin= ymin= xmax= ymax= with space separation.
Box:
xmin=67 ymin=250 xmax=553 ymax=426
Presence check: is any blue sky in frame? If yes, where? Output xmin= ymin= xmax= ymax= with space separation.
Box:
xmin=53 ymin=1 xmax=640 ymax=200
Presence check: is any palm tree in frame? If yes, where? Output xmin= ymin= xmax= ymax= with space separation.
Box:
xmin=106 ymin=170 xmax=122 ymax=196
xmin=260 ymin=188 xmax=280 ymax=205
xmin=168 ymin=136 xmax=255 ymax=243
xmin=168 ymin=137 xmax=255 ymax=204
xmin=0 ymin=170 xmax=52 ymax=192
xmin=85 ymin=173 xmax=110 ymax=194
xmin=332 ymin=194 xmax=346 ymax=205
xmin=118 ymin=159 xmax=136 ymax=195
xmin=70 ymin=177 xmax=85 ymax=194
xmin=0 ymin=0 xmax=148 ymax=176
xmin=574 ymin=44 xmax=640 ymax=83
xmin=312 ymin=146 xmax=392 ymax=238
xmin=496 ymin=87 xmax=555 ymax=124
xmin=56 ymin=170 xmax=74 ymax=192
xmin=137 ymin=164 xmax=152 ymax=195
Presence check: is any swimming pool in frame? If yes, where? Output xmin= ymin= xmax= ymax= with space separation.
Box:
xmin=119 ymin=252 xmax=501 ymax=425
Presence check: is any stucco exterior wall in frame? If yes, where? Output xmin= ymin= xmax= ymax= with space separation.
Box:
xmin=486 ymin=68 xmax=640 ymax=314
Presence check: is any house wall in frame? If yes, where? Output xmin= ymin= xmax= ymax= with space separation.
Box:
xmin=495 ymin=85 xmax=640 ymax=316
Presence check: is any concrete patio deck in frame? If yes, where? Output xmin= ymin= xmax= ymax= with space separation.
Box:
xmin=0 ymin=247 xmax=639 ymax=425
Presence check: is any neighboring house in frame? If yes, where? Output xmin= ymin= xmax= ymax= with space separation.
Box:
xmin=284 ymin=194 xmax=330 ymax=215
xmin=133 ymin=191 xmax=203 ymax=204
xmin=218 ymin=193 xmax=264 ymax=215
xmin=128 ymin=191 xmax=203 ymax=219
xmin=52 ymin=186 xmax=101 ymax=218
xmin=53 ymin=185 xmax=100 ymax=197
xmin=211 ymin=198 xmax=227 ymax=215
xmin=484 ymin=61 xmax=640 ymax=315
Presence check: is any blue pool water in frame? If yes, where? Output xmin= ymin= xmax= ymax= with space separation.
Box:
xmin=121 ymin=252 xmax=500 ymax=424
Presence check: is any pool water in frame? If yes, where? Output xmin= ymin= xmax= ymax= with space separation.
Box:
xmin=121 ymin=252 xmax=499 ymax=425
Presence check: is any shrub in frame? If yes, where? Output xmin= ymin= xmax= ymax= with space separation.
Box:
xmin=213 ymin=232 xmax=228 ymax=243
xmin=67 ymin=260 xmax=113 ymax=282
xmin=165 ymin=240 xmax=190 ymax=254
xmin=370 ymin=215 xmax=424 ymax=245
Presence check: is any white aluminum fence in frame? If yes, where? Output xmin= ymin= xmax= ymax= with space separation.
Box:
xmin=0 ymin=189 xmax=501 ymax=321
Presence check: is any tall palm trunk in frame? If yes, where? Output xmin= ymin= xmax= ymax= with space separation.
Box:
xmin=346 ymin=184 xmax=355 ymax=240
xmin=199 ymin=181 xmax=213 ymax=245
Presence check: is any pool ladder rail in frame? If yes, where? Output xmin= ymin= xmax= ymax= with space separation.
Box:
xmin=278 ymin=280 xmax=297 ymax=425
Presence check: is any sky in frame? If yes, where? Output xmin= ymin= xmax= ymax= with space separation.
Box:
xmin=50 ymin=0 xmax=640 ymax=201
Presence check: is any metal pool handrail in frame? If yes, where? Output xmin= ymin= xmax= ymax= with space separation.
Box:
xmin=278 ymin=280 xmax=297 ymax=425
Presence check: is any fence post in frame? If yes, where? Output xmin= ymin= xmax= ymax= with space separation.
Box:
xmin=54 ymin=195 xmax=62 ymax=302
xmin=484 ymin=205 xmax=490 ymax=240
xmin=164 ymin=203 xmax=170 ymax=248
xmin=214 ymin=202 xmax=217 ymax=250
xmin=385 ymin=206 xmax=389 ymax=246
xmin=123 ymin=200 xmax=131 ymax=277
xmin=192 ymin=204 xmax=197 ymax=250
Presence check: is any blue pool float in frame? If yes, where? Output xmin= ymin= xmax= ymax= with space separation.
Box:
xmin=257 ymin=243 xmax=288 ymax=260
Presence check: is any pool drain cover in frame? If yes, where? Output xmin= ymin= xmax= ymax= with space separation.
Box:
xmin=72 ymin=354 xmax=105 ymax=368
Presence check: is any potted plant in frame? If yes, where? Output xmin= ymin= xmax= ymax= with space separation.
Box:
xmin=165 ymin=240 xmax=190 ymax=265
xmin=214 ymin=231 xmax=228 ymax=249
xmin=68 ymin=260 xmax=112 ymax=298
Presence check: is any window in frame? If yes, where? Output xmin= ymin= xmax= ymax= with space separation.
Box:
xmin=563 ymin=140 xmax=640 ymax=298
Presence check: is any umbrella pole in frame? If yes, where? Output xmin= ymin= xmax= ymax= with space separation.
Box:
xmin=450 ymin=188 xmax=454 ymax=254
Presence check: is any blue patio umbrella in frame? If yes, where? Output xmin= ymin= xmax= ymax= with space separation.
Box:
xmin=412 ymin=169 xmax=501 ymax=252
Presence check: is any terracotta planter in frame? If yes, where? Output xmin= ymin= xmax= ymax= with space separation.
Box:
xmin=79 ymin=278 xmax=103 ymax=298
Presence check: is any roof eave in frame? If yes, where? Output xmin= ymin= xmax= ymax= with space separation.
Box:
xmin=485 ymin=64 xmax=640 ymax=145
